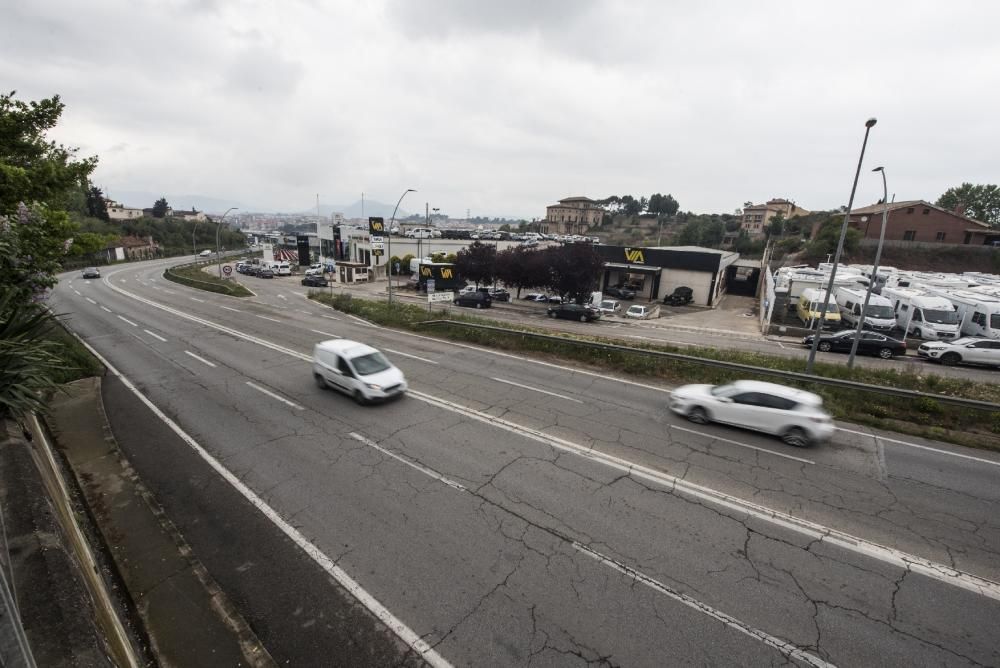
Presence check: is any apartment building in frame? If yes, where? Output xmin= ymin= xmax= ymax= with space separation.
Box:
xmin=543 ymin=196 xmax=604 ymax=235
xmin=740 ymin=198 xmax=810 ymax=235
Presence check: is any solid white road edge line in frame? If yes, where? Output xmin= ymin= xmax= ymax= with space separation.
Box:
xmin=668 ymin=424 xmax=815 ymax=465
xmin=256 ymin=315 xmax=281 ymax=323
xmin=321 ymin=314 xmax=341 ymax=321
xmin=384 ymin=348 xmax=439 ymax=365
xmin=245 ymin=382 xmax=304 ymax=410
xmin=100 ymin=279 xmax=1000 ymax=602
xmin=573 ymin=542 xmax=835 ymax=668
xmin=836 ymin=426 xmax=1000 ymax=467
xmin=143 ymin=329 xmax=167 ymax=342
xmin=117 ymin=315 xmax=138 ymax=327
xmin=491 ymin=377 xmax=584 ymax=403
xmin=71 ymin=339 xmax=451 ymax=668
xmin=346 ymin=313 xmax=376 ymax=328
xmin=348 ymin=433 xmax=466 ymax=491
xmin=184 ymin=351 xmax=217 ymax=368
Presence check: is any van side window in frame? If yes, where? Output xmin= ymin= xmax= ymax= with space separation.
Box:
xmin=337 ymin=357 xmax=353 ymax=375
xmin=973 ymin=312 xmax=986 ymax=326
xmin=913 ymin=308 xmax=923 ymax=322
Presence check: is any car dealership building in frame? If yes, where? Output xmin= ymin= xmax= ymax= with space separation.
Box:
xmin=595 ymin=245 xmax=741 ymax=307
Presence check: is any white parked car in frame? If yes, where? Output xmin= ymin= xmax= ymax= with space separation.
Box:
xmin=917 ymin=337 xmax=1000 ymax=367
xmin=625 ymin=304 xmax=654 ymax=319
xmin=304 ymin=263 xmax=324 ymax=275
xmin=199 ymin=249 xmax=212 ymax=257
xmin=597 ymin=299 xmax=622 ymax=316
xmin=312 ymin=339 xmax=408 ymax=404
xmin=668 ymin=380 xmax=835 ymax=447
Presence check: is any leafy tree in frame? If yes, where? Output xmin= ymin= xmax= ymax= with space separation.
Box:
xmin=545 ymin=244 xmax=604 ymax=303
xmin=495 ymin=246 xmax=548 ymax=298
xmin=936 ymin=183 xmax=1000 ymax=228
xmin=674 ymin=218 xmax=725 ymax=247
xmin=85 ymin=186 xmax=110 ymax=222
xmin=454 ymin=241 xmax=496 ymax=287
xmin=69 ymin=231 xmax=117 ymax=257
xmin=806 ymin=216 xmax=860 ymax=258
xmin=400 ymin=254 xmax=414 ymax=274
xmin=766 ymin=213 xmax=785 ymax=239
xmin=648 ymin=193 xmax=680 ymax=217
xmin=152 ymin=197 xmax=169 ymax=218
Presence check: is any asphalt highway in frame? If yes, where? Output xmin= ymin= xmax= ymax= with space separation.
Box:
xmin=50 ymin=257 xmax=1000 ymax=666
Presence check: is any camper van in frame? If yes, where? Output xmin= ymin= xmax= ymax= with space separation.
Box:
xmin=882 ymin=287 xmax=960 ymax=340
xmin=797 ymin=288 xmax=841 ymax=328
xmin=835 ymin=287 xmax=895 ymax=331
xmin=926 ymin=289 xmax=1000 ymax=340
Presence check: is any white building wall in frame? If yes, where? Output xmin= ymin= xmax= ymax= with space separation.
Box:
xmin=660 ymin=268 xmax=714 ymax=306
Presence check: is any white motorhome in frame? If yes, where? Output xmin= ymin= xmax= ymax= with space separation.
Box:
xmin=834 ymin=287 xmax=895 ymax=332
xmin=881 ymin=287 xmax=960 ymax=340
xmin=925 ymin=289 xmax=1000 ymax=340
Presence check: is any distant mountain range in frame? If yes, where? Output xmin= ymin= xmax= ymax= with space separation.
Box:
xmin=109 ymin=190 xmax=408 ymax=218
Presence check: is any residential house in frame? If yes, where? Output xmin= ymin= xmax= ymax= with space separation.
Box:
xmin=846 ymin=200 xmax=997 ymax=245
xmin=173 ymin=208 xmax=208 ymax=222
xmin=106 ymin=200 xmax=145 ymax=221
xmin=740 ymin=198 xmax=810 ymax=235
xmin=543 ymin=196 xmax=604 ymax=236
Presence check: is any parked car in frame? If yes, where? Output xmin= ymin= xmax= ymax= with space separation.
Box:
xmin=917 ymin=337 xmax=1000 ymax=367
xmin=802 ymin=330 xmax=906 ymax=359
xmin=663 ymin=286 xmax=693 ymax=306
xmin=547 ymin=303 xmax=601 ymax=322
xmin=597 ymin=299 xmax=622 ymax=316
xmin=81 ymin=267 xmax=101 ymax=279
xmin=624 ymin=304 xmax=655 ymax=319
xmin=487 ymin=288 xmax=511 ymax=302
xmin=258 ymin=268 xmax=274 ymax=278
xmin=199 ymin=249 xmax=212 ymax=257
xmin=605 ymin=286 xmax=636 ymax=300
xmin=304 ymin=264 xmax=324 ymax=275
xmin=301 ymin=274 xmax=329 ymax=287
xmin=524 ymin=293 xmax=549 ymax=302
xmin=454 ymin=292 xmax=492 ymax=309
xmin=668 ymin=380 xmax=835 ymax=447
xmin=312 ymin=339 xmax=407 ymax=404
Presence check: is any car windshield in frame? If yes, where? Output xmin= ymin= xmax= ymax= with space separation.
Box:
xmin=600 ymin=301 xmax=616 ymax=309
xmin=923 ymin=309 xmax=958 ymax=324
xmin=709 ymin=384 xmax=734 ymax=397
xmin=350 ymin=352 xmax=391 ymax=376
xmin=864 ymin=304 xmax=894 ymax=319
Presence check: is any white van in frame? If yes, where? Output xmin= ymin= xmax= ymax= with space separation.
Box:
xmin=928 ymin=289 xmax=1000 ymax=340
xmin=835 ymin=287 xmax=895 ymax=331
xmin=273 ymin=261 xmax=291 ymax=276
xmin=409 ymin=228 xmax=434 ymax=239
xmin=312 ymin=339 xmax=408 ymax=404
xmin=882 ymin=287 xmax=960 ymax=340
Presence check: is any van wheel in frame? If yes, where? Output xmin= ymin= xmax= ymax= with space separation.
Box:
xmin=687 ymin=407 xmax=709 ymax=424
xmin=314 ymin=374 xmax=327 ymax=389
xmin=353 ymin=390 xmax=366 ymax=405
xmin=781 ymin=427 xmax=810 ymax=448
xmin=818 ymin=341 xmax=832 ymax=352
xmin=878 ymin=347 xmax=894 ymax=359
xmin=912 ymin=328 xmax=922 ymax=338
xmin=940 ymin=352 xmax=960 ymax=366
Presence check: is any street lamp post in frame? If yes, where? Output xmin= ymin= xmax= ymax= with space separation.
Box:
xmin=806 ymin=118 xmax=877 ymax=374
xmin=216 ymin=207 xmax=238 ymax=278
xmin=192 ymin=221 xmax=200 ymax=256
xmin=387 ymin=188 xmax=415 ymax=304
xmin=848 ymin=167 xmax=889 ymax=368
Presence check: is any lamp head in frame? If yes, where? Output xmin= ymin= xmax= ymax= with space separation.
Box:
xmin=407 ymin=189 xmax=416 ymax=193
xmin=872 ymin=166 xmax=884 ymax=172
xmin=865 ymin=118 xmax=877 ymax=128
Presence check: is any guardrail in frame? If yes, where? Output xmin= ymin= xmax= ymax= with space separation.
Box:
xmin=415 ymin=319 xmax=1000 ymax=412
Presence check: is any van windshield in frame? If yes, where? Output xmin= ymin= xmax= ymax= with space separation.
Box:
xmin=350 ymin=352 xmax=391 ymax=376
xmin=863 ymin=304 xmax=894 ymax=319
xmin=923 ymin=309 xmax=958 ymax=324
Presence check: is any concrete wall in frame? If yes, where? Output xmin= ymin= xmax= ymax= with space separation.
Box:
xmin=660 ymin=268 xmax=713 ymax=306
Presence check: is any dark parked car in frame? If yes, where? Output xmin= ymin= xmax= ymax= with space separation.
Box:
xmin=547 ymin=303 xmax=601 ymax=322
xmin=259 ymin=268 xmax=275 ymax=279
xmin=663 ymin=286 xmax=693 ymax=306
xmin=82 ymin=267 xmax=101 ymax=279
xmin=802 ymin=330 xmax=906 ymax=359
xmin=605 ymin=286 xmax=636 ymax=300
xmin=484 ymin=288 xmax=510 ymax=302
xmin=454 ymin=292 xmax=492 ymax=309
xmin=301 ymin=274 xmax=329 ymax=287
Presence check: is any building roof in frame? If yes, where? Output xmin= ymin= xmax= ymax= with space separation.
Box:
xmin=849 ymin=200 xmax=989 ymax=228
xmin=558 ymin=196 xmax=596 ymax=203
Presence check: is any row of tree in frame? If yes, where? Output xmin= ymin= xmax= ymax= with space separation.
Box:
xmin=597 ymin=193 xmax=680 ymax=218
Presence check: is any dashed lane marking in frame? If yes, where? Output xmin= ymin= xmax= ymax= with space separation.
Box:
xmin=256 ymin=315 xmax=282 ymax=323
xmin=384 ymin=348 xmax=438 ymax=365
xmin=184 ymin=351 xmax=217 ymax=368
xmin=349 ymin=432 xmax=465 ymax=491
xmin=100 ymin=306 xmax=113 ymax=313
xmin=309 ymin=329 xmax=340 ymax=338
xmin=143 ymin=329 xmax=167 ymax=342
xmin=245 ymin=381 xmax=304 ymax=410
xmin=117 ymin=315 xmax=138 ymax=327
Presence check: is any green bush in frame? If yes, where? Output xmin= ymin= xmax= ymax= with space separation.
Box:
xmin=164 ymin=263 xmax=253 ymax=297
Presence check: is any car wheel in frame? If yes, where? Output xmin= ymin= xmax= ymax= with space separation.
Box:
xmin=475 ymin=303 xmax=482 ymax=309
xmin=878 ymin=347 xmax=894 ymax=359
xmin=940 ymin=352 xmax=960 ymax=366
xmin=913 ymin=328 xmax=923 ymax=339
xmin=353 ymin=389 xmax=366 ymax=405
xmin=687 ymin=407 xmax=709 ymax=425
xmin=818 ymin=341 xmax=832 ymax=352
xmin=314 ymin=374 xmax=327 ymax=389
xmin=781 ymin=427 xmax=810 ymax=448
xmin=453 ymin=300 xmax=460 ymax=305
xmin=579 ymin=314 xmax=588 ymax=322
xmin=548 ymin=311 xmax=557 ymax=318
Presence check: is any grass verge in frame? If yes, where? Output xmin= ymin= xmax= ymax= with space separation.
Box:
xmin=310 ymin=292 xmax=1000 ymax=451
xmin=164 ymin=263 xmax=253 ymax=297
xmin=46 ymin=319 xmax=105 ymax=384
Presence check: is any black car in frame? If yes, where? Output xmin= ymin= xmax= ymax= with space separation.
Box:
xmin=301 ymin=274 xmax=328 ymax=287
xmin=259 ymin=268 xmax=275 ymax=279
xmin=663 ymin=286 xmax=693 ymax=306
xmin=605 ymin=286 xmax=636 ymax=300
xmin=454 ymin=292 xmax=492 ymax=309
xmin=802 ymin=330 xmax=906 ymax=359
xmin=81 ymin=267 xmax=101 ymax=279
xmin=547 ymin=303 xmax=601 ymax=322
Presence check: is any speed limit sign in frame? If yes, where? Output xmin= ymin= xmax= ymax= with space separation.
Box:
xmin=222 ymin=265 xmax=233 ymax=276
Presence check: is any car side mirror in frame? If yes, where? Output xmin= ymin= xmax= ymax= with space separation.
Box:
xmin=717 ymin=397 xmax=733 ymax=403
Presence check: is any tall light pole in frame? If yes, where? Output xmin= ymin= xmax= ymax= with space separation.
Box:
xmin=192 ymin=220 xmax=200 ymax=256
xmin=806 ymin=118 xmax=877 ymax=374
xmin=848 ymin=166 xmax=889 ymax=368
xmin=387 ymin=188 xmax=415 ymax=304
xmin=216 ymin=207 xmax=238 ymax=278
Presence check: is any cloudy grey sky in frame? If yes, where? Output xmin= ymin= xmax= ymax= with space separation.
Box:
xmin=4 ymin=1 xmax=998 ymax=218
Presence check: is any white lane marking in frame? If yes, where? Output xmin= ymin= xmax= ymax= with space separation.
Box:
xmin=220 ymin=305 xmax=241 ymax=312
xmin=143 ymin=329 xmax=167 ymax=342
xmin=69 ymin=339 xmax=450 ymax=668
xmin=346 ymin=314 xmax=376 ymax=328
xmin=256 ymin=315 xmax=282 ymax=323
xmin=73 ymin=289 xmax=81 ymax=295
xmin=836 ymin=426 xmax=1000 ymax=468
xmin=190 ymin=297 xmax=206 ymax=303
xmin=491 ymin=377 xmax=583 ymax=404
xmin=102 ymin=281 xmax=1000 ymax=602
xmin=100 ymin=306 xmax=113 ymax=313
xmin=278 ymin=294 xmax=288 ymax=301
xmin=245 ymin=381 xmax=304 ymax=410
xmin=152 ymin=286 xmax=162 ymax=291
xmin=162 ymin=289 xmax=177 ymax=294
xmin=119 ymin=279 xmax=127 ymax=283
xmin=298 ymin=309 xmax=313 ymax=315
xmin=668 ymin=424 xmax=815 ymax=465
xmin=117 ymin=315 xmax=138 ymax=327
xmin=321 ymin=314 xmax=342 ymax=321
xmin=776 ymin=341 xmax=787 ymax=349
xmin=573 ymin=543 xmax=834 ymax=668
xmin=310 ymin=329 xmax=340 ymax=338
xmin=184 ymin=351 xmax=217 ymax=368
xmin=85 ymin=297 xmax=97 ymax=304
xmin=385 ymin=348 xmax=438 ymax=365
xmin=349 ymin=433 xmax=465 ymax=491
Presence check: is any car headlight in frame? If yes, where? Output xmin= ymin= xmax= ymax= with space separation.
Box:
xmin=366 ymin=383 xmax=382 ymax=391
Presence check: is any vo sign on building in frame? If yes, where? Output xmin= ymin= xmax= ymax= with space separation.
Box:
xmin=369 ymin=217 xmax=385 ymax=256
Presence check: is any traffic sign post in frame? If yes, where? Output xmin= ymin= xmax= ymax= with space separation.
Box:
xmin=222 ymin=265 xmax=233 ymax=278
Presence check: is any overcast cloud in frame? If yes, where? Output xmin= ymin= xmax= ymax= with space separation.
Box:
xmin=4 ymin=1 xmax=998 ymax=218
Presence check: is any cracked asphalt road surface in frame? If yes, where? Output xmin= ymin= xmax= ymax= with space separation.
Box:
xmin=50 ymin=258 xmax=1000 ymax=666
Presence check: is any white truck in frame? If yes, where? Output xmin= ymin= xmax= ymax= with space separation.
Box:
xmin=834 ymin=286 xmax=896 ymax=332
xmin=881 ymin=287 xmax=960 ymax=340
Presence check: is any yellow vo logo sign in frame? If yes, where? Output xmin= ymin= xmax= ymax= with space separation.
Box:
xmin=420 ymin=266 xmax=432 ymax=277
xmin=624 ymin=248 xmax=645 ymax=263
xmin=440 ymin=268 xmax=453 ymax=279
